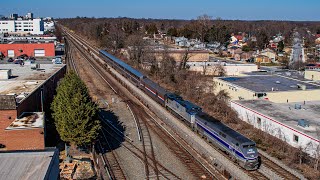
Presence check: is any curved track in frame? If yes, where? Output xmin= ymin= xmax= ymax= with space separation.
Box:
xmin=63 ymin=28 xmax=216 ymax=179
xmin=61 ymin=26 xmax=303 ymax=180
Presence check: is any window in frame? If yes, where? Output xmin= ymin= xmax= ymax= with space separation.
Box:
xmin=257 ymin=117 xmax=261 ymax=127
xmin=243 ymin=144 xmax=255 ymax=148
xmin=293 ymin=135 xmax=299 ymax=143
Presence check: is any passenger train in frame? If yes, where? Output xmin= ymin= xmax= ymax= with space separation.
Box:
xmin=99 ymin=50 xmax=259 ymax=170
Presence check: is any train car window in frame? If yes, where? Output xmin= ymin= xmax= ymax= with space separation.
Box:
xmin=243 ymin=144 xmax=255 ymax=148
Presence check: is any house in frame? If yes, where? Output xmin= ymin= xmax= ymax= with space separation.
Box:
xmin=260 ymin=48 xmax=276 ymax=62
xmin=234 ymin=53 xmax=241 ymax=61
xmin=269 ymin=35 xmax=285 ymax=49
xmin=315 ymin=37 xmax=320 ymax=45
xmin=207 ymin=42 xmax=220 ymax=49
xmin=234 ymin=35 xmax=243 ymax=43
xmin=250 ymin=36 xmax=257 ymax=42
xmin=228 ymin=46 xmax=242 ymax=57
xmin=255 ymin=55 xmax=271 ymax=63
xmin=230 ymin=36 xmax=238 ymax=45
xmin=241 ymin=52 xmax=254 ymax=61
xmin=175 ymin=37 xmax=190 ymax=47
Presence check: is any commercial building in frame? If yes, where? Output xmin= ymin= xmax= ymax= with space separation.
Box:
xmin=231 ymin=100 xmax=320 ymax=157
xmin=214 ymin=75 xmax=320 ymax=103
xmin=0 ymin=18 xmax=44 ymax=35
xmin=0 ymin=63 xmax=66 ymax=151
xmin=0 ymin=149 xmax=60 ymax=180
xmin=305 ymin=69 xmax=320 ymax=81
xmin=0 ymin=42 xmax=55 ymax=58
xmin=187 ymin=61 xmax=258 ymax=76
xmin=1 ymin=34 xmax=57 ymax=43
xmin=44 ymin=21 xmax=55 ymax=32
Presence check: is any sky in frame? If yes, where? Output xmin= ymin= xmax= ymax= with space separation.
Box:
xmin=1 ymin=0 xmax=319 ymax=21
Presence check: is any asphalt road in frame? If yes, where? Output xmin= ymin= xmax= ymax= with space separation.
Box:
xmin=290 ymin=32 xmax=304 ymax=64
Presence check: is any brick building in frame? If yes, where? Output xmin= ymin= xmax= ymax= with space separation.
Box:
xmin=152 ymin=49 xmax=210 ymax=62
xmin=0 ymin=64 xmax=66 ymax=151
xmin=0 ymin=42 xmax=55 ymax=58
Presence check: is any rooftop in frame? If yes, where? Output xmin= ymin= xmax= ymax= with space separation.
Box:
xmin=0 ymin=63 xmax=65 ymax=104
xmin=0 ymin=41 xmax=55 ymax=44
xmin=187 ymin=61 xmax=257 ymax=67
xmin=306 ymin=69 xmax=320 ymax=72
xmin=233 ymin=100 xmax=320 ymax=140
xmin=0 ymin=149 xmax=58 ymax=180
xmin=6 ymin=112 xmax=44 ymax=130
xmin=219 ymin=75 xmax=320 ymax=92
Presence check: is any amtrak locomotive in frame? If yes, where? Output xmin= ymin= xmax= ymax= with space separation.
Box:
xmin=99 ymin=50 xmax=259 ymax=170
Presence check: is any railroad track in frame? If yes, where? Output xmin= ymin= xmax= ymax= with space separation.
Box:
xmin=64 ymin=37 xmax=78 ymax=74
xmin=259 ymin=155 xmax=300 ymax=180
xmin=62 ymin=25 xmax=234 ymax=179
xmin=64 ymin=29 xmax=166 ymax=179
xmin=247 ymin=169 xmax=268 ymax=180
xmin=126 ymin=101 xmax=160 ymax=180
xmin=100 ymin=118 xmax=181 ymax=180
xmin=64 ymin=34 xmax=127 ymax=180
xmin=65 ymin=31 xmax=210 ymax=179
xmin=61 ymin=26 xmax=302 ymax=180
xmin=98 ymin=132 xmax=127 ymax=180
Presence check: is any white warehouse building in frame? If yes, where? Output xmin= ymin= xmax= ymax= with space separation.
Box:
xmin=187 ymin=61 xmax=258 ymax=76
xmin=231 ymin=100 xmax=320 ymax=157
xmin=0 ymin=19 xmax=44 ymax=35
xmin=44 ymin=21 xmax=55 ymax=32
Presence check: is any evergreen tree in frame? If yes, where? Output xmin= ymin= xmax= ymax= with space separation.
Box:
xmin=277 ymin=41 xmax=285 ymax=52
xmin=51 ymin=71 xmax=101 ymax=146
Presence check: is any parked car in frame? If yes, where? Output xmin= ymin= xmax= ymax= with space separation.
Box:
xmin=14 ymin=59 xmax=24 ymax=64
xmin=7 ymin=57 xmax=14 ymax=62
xmin=28 ymin=56 xmax=36 ymax=60
xmin=27 ymin=57 xmax=36 ymax=63
xmin=52 ymin=57 xmax=62 ymax=64
xmin=17 ymin=54 xmax=28 ymax=59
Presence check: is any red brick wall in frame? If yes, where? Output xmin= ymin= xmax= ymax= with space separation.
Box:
xmin=0 ymin=110 xmax=17 ymax=147
xmin=5 ymin=128 xmax=45 ymax=150
xmin=0 ymin=43 xmax=55 ymax=57
xmin=0 ymin=110 xmax=44 ymax=150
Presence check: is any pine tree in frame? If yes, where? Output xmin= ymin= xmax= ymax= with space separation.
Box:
xmin=51 ymin=71 xmax=101 ymax=146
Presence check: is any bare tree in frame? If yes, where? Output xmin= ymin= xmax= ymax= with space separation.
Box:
xmin=126 ymin=33 xmax=148 ymax=67
xmin=196 ymin=14 xmax=212 ymax=42
xmin=102 ymin=25 xmax=126 ymax=53
xmin=209 ymin=64 xmax=226 ymax=76
xmin=179 ymin=48 xmax=193 ymax=70
xmin=312 ymin=128 xmax=320 ymax=170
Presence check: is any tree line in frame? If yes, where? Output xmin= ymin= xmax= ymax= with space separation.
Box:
xmin=59 ymin=16 xmax=320 ymax=51
xmin=58 ymin=17 xmax=320 ymax=178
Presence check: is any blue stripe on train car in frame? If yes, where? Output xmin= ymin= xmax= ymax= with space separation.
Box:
xmin=196 ymin=122 xmax=256 ymax=160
